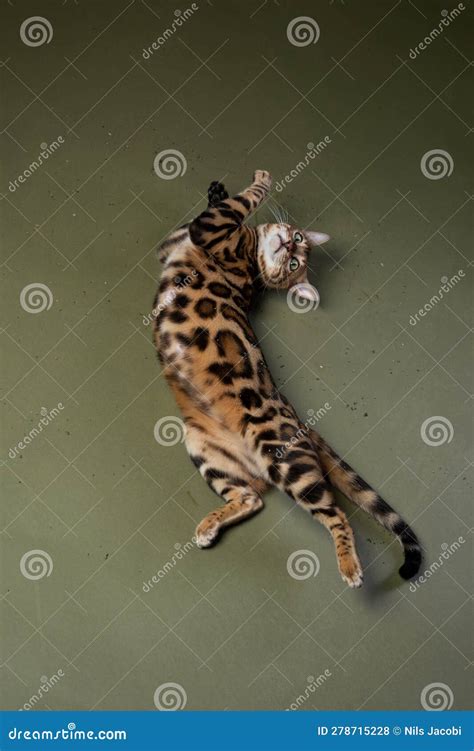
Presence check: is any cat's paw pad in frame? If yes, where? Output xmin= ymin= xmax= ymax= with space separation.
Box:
xmin=207 ymin=181 xmax=228 ymax=207
xmin=253 ymin=170 xmax=272 ymax=190
xmin=339 ymin=557 xmax=363 ymax=589
xmin=195 ymin=522 xmax=219 ymax=548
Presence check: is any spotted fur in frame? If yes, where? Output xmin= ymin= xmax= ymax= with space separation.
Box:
xmin=153 ymin=171 xmax=422 ymax=588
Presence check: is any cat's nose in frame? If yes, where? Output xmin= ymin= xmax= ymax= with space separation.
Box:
xmin=280 ymin=234 xmax=293 ymax=250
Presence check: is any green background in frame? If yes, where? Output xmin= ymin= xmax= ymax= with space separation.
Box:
xmin=1 ymin=0 xmax=472 ymax=711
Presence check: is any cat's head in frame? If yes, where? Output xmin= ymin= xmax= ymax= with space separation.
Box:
xmin=255 ymin=223 xmax=329 ymax=301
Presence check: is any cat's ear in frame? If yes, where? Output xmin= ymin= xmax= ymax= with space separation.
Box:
xmin=305 ymin=230 xmax=330 ymax=246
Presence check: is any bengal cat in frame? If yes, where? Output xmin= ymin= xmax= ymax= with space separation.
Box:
xmin=153 ymin=170 xmax=422 ymax=588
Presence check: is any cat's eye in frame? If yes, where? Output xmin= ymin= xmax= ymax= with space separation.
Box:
xmin=293 ymin=232 xmax=304 ymax=243
xmin=289 ymin=257 xmax=300 ymax=272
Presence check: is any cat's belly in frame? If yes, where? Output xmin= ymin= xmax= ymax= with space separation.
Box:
xmin=153 ymin=247 xmax=293 ymax=435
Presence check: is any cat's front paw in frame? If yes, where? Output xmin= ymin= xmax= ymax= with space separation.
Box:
xmin=253 ymin=170 xmax=272 ymax=191
xmin=207 ymin=180 xmax=229 ymax=208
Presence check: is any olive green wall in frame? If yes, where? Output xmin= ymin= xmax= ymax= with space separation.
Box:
xmin=1 ymin=0 xmax=472 ymax=711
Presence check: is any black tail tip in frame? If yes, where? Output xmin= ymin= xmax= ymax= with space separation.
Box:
xmin=399 ymin=549 xmax=422 ymax=580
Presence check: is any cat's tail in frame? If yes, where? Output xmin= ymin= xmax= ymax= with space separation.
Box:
xmin=311 ymin=430 xmax=422 ymax=579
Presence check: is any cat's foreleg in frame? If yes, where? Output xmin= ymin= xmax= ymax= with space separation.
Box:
xmin=189 ymin=170 xmax=272 ymax=250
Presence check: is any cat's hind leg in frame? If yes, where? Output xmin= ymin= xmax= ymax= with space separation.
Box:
xmin=195 ymin=484 xmax=264 ymax=548
xmin=185 ymin=421 xmax=266 ymax=548
xmin=293 ymin=474 xmax=363 ymax=588
xmin=310 ymin=429 xmax=422 ymax=579
xmin=258 ymin=437 xmax=363 ymax=587
xmin=311 ymin=499 xmax=363 ymax=588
